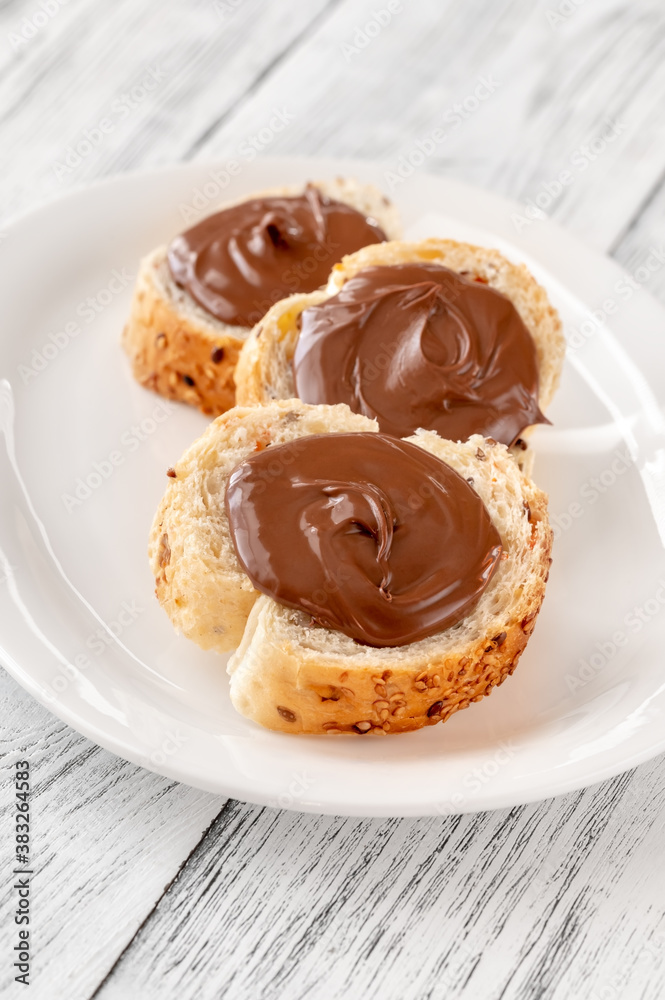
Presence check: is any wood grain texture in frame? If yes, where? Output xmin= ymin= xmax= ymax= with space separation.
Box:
xmin=1 ymin=0 xmax=665 ymax=997
xmin=94 ymin=763 xmax=665 ymax=1000
xmin=611 ymin=179 xmax=665 ymax=300
xmin=189 ymin=0 xmax=665 ymax=252
xmin=0 ymin=0 xmax=336 ymax=217
xmin=0 ymin=670 xmax=223 ymax=1000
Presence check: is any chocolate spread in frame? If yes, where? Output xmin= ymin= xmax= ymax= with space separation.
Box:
xmin=225 ymin=432 xmax=502 ymax=647
xmin=293 ymin=263 xmax=546 ymax=445
xmin=167 ymin=186 xmax=387 ymax=327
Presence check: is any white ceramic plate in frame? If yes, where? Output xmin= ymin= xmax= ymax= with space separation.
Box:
xmin=2 ymin=157 xmax=665 ymax=817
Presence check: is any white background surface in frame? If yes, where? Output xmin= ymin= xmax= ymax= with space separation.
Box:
xmin=2 ymin=1 xmax=665 ymax=997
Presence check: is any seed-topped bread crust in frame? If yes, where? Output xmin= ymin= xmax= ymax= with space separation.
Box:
xmin=149 ymin=399 xmax=553 ymax=735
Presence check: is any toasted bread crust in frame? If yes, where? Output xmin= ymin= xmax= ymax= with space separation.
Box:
xmin=122 ymin=249 xmax=242 ymax=415
xmin=228 ymin=594 xmax=543 ymax=735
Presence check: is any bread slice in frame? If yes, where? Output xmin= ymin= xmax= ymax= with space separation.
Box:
xmin=234 ymin=238 xmax=565 ymax=470
xmin=122 ymin=180 xmax=401 ymax=416
xmin=149 ymin=399 xmax=552 ymax=735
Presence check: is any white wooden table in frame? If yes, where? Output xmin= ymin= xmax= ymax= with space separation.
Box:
xmin=2 ymin=2 xmax=665 ymax=997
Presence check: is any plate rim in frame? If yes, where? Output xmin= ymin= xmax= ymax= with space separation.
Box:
xmin=2 ymin=155 xmax=665 ymax=817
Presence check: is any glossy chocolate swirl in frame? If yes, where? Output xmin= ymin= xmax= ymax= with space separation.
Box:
xmin=293 ymin=263 xmax=547 ymax=445
xmin=167 ymin=186 xmax=387 ymax=328
xmin=225 ymin=432 xmax=502 ymax=647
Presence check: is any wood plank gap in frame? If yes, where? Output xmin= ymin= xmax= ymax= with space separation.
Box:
xmin=183 ymin=0 xmax=345 ymax=160
xmin=86 ymin=798 xmax=235 ymax=1000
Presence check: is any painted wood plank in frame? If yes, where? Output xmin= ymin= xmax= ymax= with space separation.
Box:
xmin=2 ymin=0 xmax=665 ymax=258
xmin=191 ymin=0 xmax=665 ymax=253
xmin=0 ymin=668 xmax=223 ymax=1000
xmin=611 ymin=180 xmax=665 ymax=302
xmin=0 ymin=0 xmax=335 ymax=220
xmin=93 ymin=760 xmax=665 ymax=1000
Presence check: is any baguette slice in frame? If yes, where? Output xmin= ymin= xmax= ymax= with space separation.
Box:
xmin=149 ymin=399 xmax=552 ymax=735
xmin=122 ymin=180 xmax=401 ymax=416
xmin=234 ymin=238 xmax=565 ymax=471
